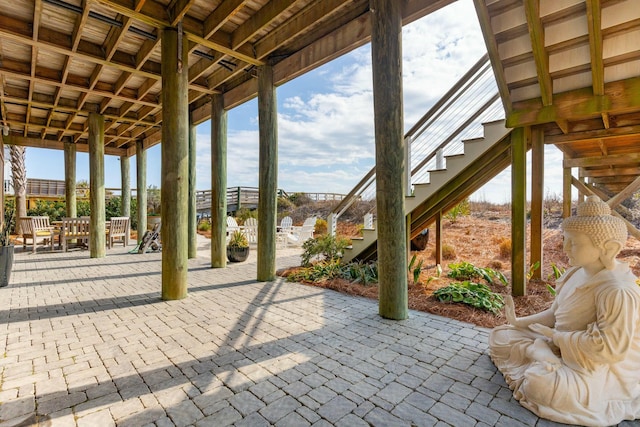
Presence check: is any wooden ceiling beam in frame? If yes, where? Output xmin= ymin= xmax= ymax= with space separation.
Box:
xmin=0 ymin=13 xmax=162 ymax=81
xmin=1 ymin=88 xmax=157 ymax=127
xmin=95 ymin=0 xmax=263 ymax=66
xmin=4 ymin=134 xmax=126 ymax=156
xmin=507 ymin=76 xmax=640 ymax=128
xmin=203 ymin=0 xmax=246 ymax=41
xmin=586 ymin=0 xmax=604 ymax=96
xmin=564 ymin=152 xmax=640 ymax=168
xmin=579 ymin=166 xmax=640 ymax=178
xmin=231 ymin=0 xmax=297 ymax=49
xmin=524 ymin=0 xmax=551 ymax=106
xmin=547 ymin=124 xmax=640 ymax=145
xmin=169 ymin=0 xmax=197 ymax=27
xmin=0 ymin=62 xmax=160 ymax=109
xmin=472 ymin=0 xmax=512 ymax=115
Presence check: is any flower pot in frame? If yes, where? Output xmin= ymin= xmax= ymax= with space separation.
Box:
xmin=227 ymin=246 xmax=249 ymax=262
xmin=0 ymin=245 xmax=14 ymax=288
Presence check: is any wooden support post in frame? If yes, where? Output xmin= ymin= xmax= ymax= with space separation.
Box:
xmin=563 ymin=154 xmax=572 ymax=218
xmin=371 ymin=0 xmax=407 ymax=320
xmin=257 ymin=65 xmax=277 ymax=281
xmin=435 ymin=210 xmax=443 ymax=266
xmin=511 ymin=127 xmax=528 ymax=296
xmin=161 ymin=27 xmax=189 ymax=300
xmin=530 ymin=127 xmax=544 ymax=280
xmin=120 ymin=155 xmax=131 ymax=218
xmin=88 ymin=113 xmax=106 ymax=258
xmin=0 ymin=135 xmax=4 ymax=225
xmin=211 ymin=93 xmax=227 ymax=268
xmin=188 ymin=121 xmax=197 ymax=259
xmin=136 ymin=139 xmax=147 ymax=239
xmin=64 ymin=141 xmax=77 ymax=218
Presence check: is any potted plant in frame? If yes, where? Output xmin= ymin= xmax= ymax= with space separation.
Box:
xmin=227 ymin=229 xmax=249 ymax=262
xmin=0 ymin=208 xmax=15 ymax=288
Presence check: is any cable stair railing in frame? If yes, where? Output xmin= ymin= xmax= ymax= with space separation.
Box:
xmin=329 ymin=54 xmax=512 ymax=262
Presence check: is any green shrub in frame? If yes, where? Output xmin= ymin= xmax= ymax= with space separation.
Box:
xmin=434 ymin=281 xmax=504 ymax=314
xmin=315 ymin=218 xmax=328 ymax=235
xmin=445 ymin=199 xmax=470 ymax=223
xmin=236 ymin=208 xmax=257 ymax=224
xmin=287 ymin=260 xmax=378 ymax=286
xmin=300 ymin=234 xmax=350 ymax=266
xmin=198 ymin=219 xmax=211 ymax=231
xmin=277 ymin=196 xmax=295 ymax=212
xmin=341 ymin=261 xmax=378 ymax=286
xmin=447 ymin=261 xmax=507 ymax=285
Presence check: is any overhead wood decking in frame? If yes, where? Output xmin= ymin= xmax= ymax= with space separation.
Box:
xmin=474 ymin=0 xmax=640 ymax=204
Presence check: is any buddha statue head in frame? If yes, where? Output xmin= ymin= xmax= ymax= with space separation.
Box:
xmin=562 ymin=195 xmax=627 ymax=270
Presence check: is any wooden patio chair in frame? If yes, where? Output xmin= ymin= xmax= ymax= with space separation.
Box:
xmin=59 ymin=217 xmax=90 ymax=252
xmin=107 ymin=217 xmax=130 ymax=249
xmin=19 ymin=216 xmax=57 ymax=253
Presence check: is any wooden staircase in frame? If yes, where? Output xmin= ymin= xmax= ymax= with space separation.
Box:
xmin=343 ymin=119 xmax=514 ymax=263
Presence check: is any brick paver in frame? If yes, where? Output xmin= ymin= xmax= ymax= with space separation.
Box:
xmin=0 ymin=237 xmax=628 ymax=426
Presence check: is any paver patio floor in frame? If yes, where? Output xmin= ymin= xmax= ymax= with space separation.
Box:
xmin=0 ymin=239 xmax=635 ymax=426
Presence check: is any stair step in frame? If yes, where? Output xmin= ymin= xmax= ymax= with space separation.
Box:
xmin=343 ymin=119 xmax=513 ymax=263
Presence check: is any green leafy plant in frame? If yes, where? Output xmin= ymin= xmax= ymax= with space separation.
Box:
xmin=434 ymin=281 xmax=504 ymax=314
xmin=445 ymin=199 xmax=470 ymax=223
xmin=527 ymin=261 xmax=541 ymax=280
xmin=341 ymin=261 xmax=378 ymax=286
xmin=408 ymin=254 xmax=424 ymax=283
xmin=227 ymin=230 xmax=248 ymax=248
xmin=198 ymin=220 xmax=211 ymax=232
xmin=287 ymin=260 xmax=379 ymax=286
xmin=549 ymin=263 xmax=565 ymax=280
xmin=0 ymin=207 xmax=14 ymax=247
xmin=300 ymin=234 xmax=349 ymax=266
xmin=447 ymin=261 xmax=507 ymax=285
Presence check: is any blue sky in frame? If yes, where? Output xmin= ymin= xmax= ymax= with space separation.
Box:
xmin=17 ymin=0 xmax=565 ymax=204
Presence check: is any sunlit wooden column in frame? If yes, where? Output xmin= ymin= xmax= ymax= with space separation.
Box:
xmin=257 ymin=65 xmax=278 ymax=281
xmin=511 ymin=126 xmax=529 ymax=296
xmin=161 ymin=27 xmax=189 ymax=300
xmin=0 ymin=135 xmax=4 ymax=225
xmin=88 ymin=113 xmax=106 ymax=258
xmin=371 ymin=0 xmax=407 ymax=320
xmin=562 ymin=153 xmax=572 ymax=218
xmin=211 ymin=93 xmax=227 ymax=268
xmin=120 ymin=155 xmax=131 ymax=218
xmin=434 ymin=210 xmax=443 ymax=266
xmin=136 ymin=139 xmax=147 ymax=239
xmin=530 ymin=127 xmax=544 ymax=280
xmin=188 ymin=121 xmax=197 ymax=259
xmin=64 ymin=141 xmax=77 ymax=217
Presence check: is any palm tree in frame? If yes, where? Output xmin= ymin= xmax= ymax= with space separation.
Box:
xmin=10 ymin=146 xmax=27 ymax=227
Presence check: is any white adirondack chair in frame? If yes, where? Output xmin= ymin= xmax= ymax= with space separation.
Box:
xmin=277 ymin=216 xmax=294 ymax=248
xmin=244 ymin=217 xmax=258 ymax=245
xmin=288 ymin=216 xmax=317 ymax=246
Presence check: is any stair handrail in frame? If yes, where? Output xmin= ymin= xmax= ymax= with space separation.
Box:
xmin=331 ymin=53 xmax=502 ymax=225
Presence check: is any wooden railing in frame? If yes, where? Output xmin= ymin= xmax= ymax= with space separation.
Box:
xmin=5 ymin=179 xmax=344 ymax=213
xmin=196 ymin=187 xmax=346 ymax=213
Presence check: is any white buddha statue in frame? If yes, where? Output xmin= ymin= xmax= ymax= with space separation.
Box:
xmin=489 ymin=195 xmax=640 ymax=426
